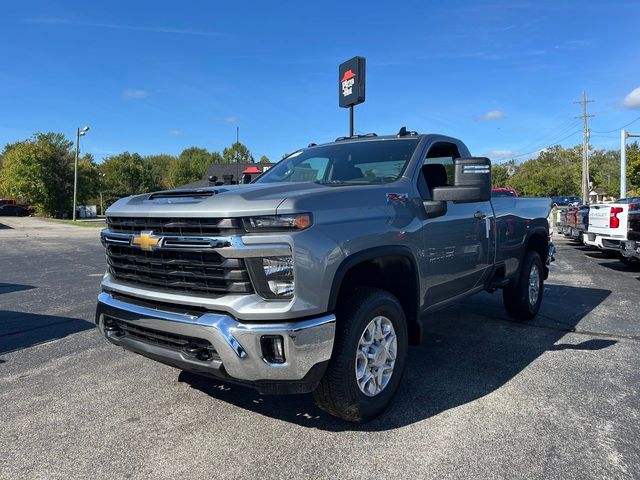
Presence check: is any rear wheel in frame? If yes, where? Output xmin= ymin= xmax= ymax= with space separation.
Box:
xmin=503 ymin=250 xmax=544 ymax=320
xmin=313 ymin=287 xmax=408 ymax=422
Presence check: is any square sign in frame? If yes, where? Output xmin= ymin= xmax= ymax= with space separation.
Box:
xmin=339 ymin=56 xmax=366 ymax=108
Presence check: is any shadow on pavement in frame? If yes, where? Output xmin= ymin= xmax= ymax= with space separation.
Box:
xmin=0 ymin=311 xmax=95 ymax=354
xmin=549 ymin=339 xmax=617 ymax=351
xmin=179 ymin=284 xmax=613 ymax=431
xmin=597 ymin=261 xmax=640 ymax=273
xmin=0 ymin=283 xmax=36 ymax=295
xmin=0 ymin=222 xmax=12 ymax=230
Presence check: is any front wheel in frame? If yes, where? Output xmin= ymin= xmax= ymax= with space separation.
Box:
xmin=313 ymin=288 xmax=408 ymax=422
xmin=503 ymin=250 xmax=544 ymax=320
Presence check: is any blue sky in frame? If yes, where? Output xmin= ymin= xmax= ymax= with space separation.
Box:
xmin=1 ymin=0 xmax=639 ymax=163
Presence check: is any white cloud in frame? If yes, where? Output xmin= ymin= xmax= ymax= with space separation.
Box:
xmin=225 ymin=116 xmax=237 ymax=124
xmin=23 ymin=18 xmax=227 ymax=37
xmin=554 ymin=39 xmax=591 ymax=50
xmin=123 ymin=89 xmax=148 ymax=99
xmin=481 ymin=110 xmax=505 ymax=121
xmin=486 ymin=150 xmax=517 ymax=159
xmin=623 ymin=86 xmax=640 ymax=109
xmin=167 ymin=129 xmax=183 ymax=136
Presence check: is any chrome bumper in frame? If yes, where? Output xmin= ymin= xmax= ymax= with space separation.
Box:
xmin=96 ymin=292 xmax=335 ymax=384
xmin=547 ymin=243 xmax=556 ymax=264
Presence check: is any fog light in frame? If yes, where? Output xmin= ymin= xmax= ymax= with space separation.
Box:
xmin=246 ymin=256 xmax=294 ymax=299
xmin=260 ymin=335 xmax=285 ymax=363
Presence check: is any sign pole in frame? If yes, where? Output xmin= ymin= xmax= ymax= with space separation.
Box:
xmin=349 ymin=106 xmax=354 ymax=137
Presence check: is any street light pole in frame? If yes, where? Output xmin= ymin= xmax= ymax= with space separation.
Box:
xmin=621 ymin=129 xmax=640 ymax=199
xmin=72 ymin=126 xmax=89 ymax=221
xmin=99 ymin=172 xmax=106 ymax=216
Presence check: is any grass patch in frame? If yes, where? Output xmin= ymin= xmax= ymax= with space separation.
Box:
xmin=46 ymin=218 xmax=106 ymax=228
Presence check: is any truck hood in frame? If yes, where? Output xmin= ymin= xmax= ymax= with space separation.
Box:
xmin=105 ymin=182 xmax=334 ymax=217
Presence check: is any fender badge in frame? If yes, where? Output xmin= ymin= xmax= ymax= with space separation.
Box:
xmin=386 ymin=193 xmax=408 ymax=205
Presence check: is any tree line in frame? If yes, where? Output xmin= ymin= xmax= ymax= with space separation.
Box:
xmin=2 ymin=132 xmax=639 ymax=217
xmin=491 ymin=143 xmax=640 ymax=198
xmin=0 ymin=131 xmax=271 ymax=216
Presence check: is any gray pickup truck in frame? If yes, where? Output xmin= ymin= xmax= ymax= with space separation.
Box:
xmin=96 ymin=131 xmax=554 ymax=421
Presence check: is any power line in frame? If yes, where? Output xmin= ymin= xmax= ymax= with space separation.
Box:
xmin=511 ymin=129 xmax=582 ymax=158
xmin=510 ymin=122 xmax=584 ymax=158
xmin=512 ymin=117 xmax=581 ymax=154
xmin=592 ymin=115 xmax=640 ymax=134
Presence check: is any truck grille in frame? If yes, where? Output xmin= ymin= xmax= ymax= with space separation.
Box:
xmin=106 ymin=216 xmax=244 ymax=236
xmin=104 ymin=316 xmax=220 ymax=361
xmin=106 ymin=244 xmax=253 ymax=295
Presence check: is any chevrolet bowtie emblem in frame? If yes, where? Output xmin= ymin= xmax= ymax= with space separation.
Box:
xmin=131 ymin=231 xmax=162 ymax=251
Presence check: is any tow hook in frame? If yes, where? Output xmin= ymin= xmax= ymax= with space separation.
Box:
xmin=183 ymin=344 xmax=214 ymax=361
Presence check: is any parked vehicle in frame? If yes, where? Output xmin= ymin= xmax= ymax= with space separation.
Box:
xmin=563 ymin=204 xmax=589 ymax=241
xmin=551 ymin=196 xmax=581 ymax=207
xmin=556 ymin=207 xmax=571 ymax=235
xmin=0 ymin=204 xmax=30 ymax=217
xmin=95 ymin=132 xmax=554 ymax=421
xmin=620 ymin=199 xmax=640 ymax=265
xmin=584 ymin=198 xmax=638 ymax=253
xmin=491 ymin=187 xmax=518 ymax=197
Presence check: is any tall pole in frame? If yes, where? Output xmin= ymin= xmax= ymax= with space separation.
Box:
xmin=621 ymin=129 xmax=627 ymax=199
xmin=575 ymin=92 xmax=594 ymax=203
xmin=349 ymin=105 xmax=354 ymax=137
xmin=235 ymin=126 xmax=239 ymax=163
xmin=72 ymin=128 xmax=80 ymax=221
xmin=622 ymin=130 xmax=640 ymax=199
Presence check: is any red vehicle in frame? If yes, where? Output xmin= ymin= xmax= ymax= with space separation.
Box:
xmin=491 ymin=187 xmax=518 ymax=197
xmin=0 ymin=198 xmax=17 ymax=206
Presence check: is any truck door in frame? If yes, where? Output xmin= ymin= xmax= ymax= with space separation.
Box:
xmin=418 ymin=142 xmax=493 ymax=307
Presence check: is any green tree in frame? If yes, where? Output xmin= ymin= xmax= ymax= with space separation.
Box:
xmin=141 ymin=154 xmax=176 ymax=192
xmin=99 ymin=152 xmax=145 ymax=205
xmin=77 ymin=154 xmax=100 ymax=205
xmin=491 ymin=159 xmax=516 ymax=187
xmin=0 ymin=132 xmax=89 ymax=215
xmin=223 ymin=142 xmax=253 ymax=163
xmin=627 ymin=142 xmax=640 ymax=196
xmin=259 ymin=155 xmax=271 ymax=164
xmin=168 ymin=147 xmax=220 ymax=188
xmin=509 ymin=145 xmax=582 ymax=196
xmin=589 ymin=148 xmax=621 ymax=197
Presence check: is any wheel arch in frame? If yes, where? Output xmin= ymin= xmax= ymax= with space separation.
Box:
xmin=328 ymin=246 xmax=423 ymax=345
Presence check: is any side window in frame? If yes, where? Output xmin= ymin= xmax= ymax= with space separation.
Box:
xmin=418 ymin=142 xmax=461 ymax=199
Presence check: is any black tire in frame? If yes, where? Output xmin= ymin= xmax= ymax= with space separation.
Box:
xmin=619 ymin=253 xmax=640 ymax=269
xmin=503 ymin=250 xmax=544 ymax=320
xmin=313 ymin=287 xmax=408 ymax=422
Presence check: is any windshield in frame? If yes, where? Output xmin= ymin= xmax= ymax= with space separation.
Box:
xmin=255 ymin=139 xmax=419 ymax=185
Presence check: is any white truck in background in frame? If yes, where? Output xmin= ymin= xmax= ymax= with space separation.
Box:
xmin=584 ymin=198 xmax=640 ymax=257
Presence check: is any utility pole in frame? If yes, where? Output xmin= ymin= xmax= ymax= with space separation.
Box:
xmin=235 ymin=126 xmax=239 ymax=164
xmin=574 ymin=92 xmax=594 ymax=204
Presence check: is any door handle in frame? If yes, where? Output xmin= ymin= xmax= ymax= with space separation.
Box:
xmin=474 ymin=211 xmax=487 ymax=220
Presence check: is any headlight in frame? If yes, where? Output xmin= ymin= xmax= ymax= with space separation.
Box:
xmin=243 ymin=213 xmax=312 ymax=232
xmin=246 ymin=256 xmax=294 ymax=299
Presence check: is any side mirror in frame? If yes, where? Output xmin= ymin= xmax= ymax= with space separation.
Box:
xmin=431 ymin=157 xmax=491 ymax=203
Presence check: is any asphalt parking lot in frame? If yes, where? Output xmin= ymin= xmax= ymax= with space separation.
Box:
xmin=1 ymin=217 xmax=639 ymax=479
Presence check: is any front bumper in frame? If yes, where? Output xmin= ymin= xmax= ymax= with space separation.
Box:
xmin=621 ymin=240 xmax=640 ymax=260
xmin=96 ymin=292 xmax=336 ymax=394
